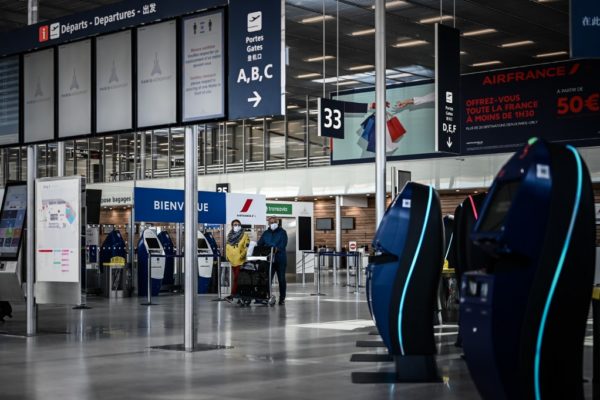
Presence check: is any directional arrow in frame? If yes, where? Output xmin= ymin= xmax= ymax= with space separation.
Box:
xmin=248 ymin=91 xmax=262 ymax=108
xmin=446 ymin=137 xmax=453 ymax=148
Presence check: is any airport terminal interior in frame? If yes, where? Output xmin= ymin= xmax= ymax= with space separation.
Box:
xmin=0 ymin=0 xmax=599 ymax=399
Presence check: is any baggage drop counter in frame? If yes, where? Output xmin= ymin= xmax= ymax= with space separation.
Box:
xmin=460 ymin=139 xmax=596 ymax=400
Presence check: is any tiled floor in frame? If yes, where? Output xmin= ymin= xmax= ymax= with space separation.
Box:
xmin=0 ymin=280 xmax=595 ymax=400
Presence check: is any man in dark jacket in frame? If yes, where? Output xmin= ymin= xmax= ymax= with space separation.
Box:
xmin=258 ymin=217 xmax=288 ymax=305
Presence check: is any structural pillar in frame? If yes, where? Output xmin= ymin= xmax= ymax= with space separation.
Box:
xmin=374 ymin=0 xmax=387 ymax=227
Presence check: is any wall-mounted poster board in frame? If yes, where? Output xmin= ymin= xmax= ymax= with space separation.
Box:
xmin=24 ymin=48 xmax=54 ymax=143
xmin=96 ymin=30 xmax=132 ymax=133
xmin=58 ymin=39 xmax=92 ymax=138
xmin=137 ymin=20 xmax=177 ymax=128
xmin=0 ymin=56 xmax=20 ymax=146
xmin=35 ymin=176 xmax=82 ymax=283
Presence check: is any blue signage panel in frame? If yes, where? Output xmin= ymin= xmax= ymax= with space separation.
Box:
xmin=228 ymin=0 xmax=285 ymax=119
xmin=571 ymin=0 xmax=600 ymax=58
xmin=0 ymin=0 xmax=227 ymax=57
xmin=134 ymin=188 xmax=226 ymax=224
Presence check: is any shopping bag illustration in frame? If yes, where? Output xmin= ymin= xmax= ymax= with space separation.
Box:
xmin=387 ymin=115 xmax=406 ymax=141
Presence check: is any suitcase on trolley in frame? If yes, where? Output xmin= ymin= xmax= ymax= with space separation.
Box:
xmin=236 ymin=246 xmax=276 ymax=307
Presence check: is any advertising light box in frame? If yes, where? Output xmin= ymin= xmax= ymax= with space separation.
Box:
xmin=0 ymin=56 xmax=20 ymax=146
xmin=137 ymin=21 xmax=177 ymax=128
xmin=96 ymin=30 xmax=132 ymax=133
xmin=58 ymin=40 xmax=92 ymax=138
xmin=24 ymin=48 xmax=54 ymax=144
xmin=182 ymin=10 xmax=225 ymax=122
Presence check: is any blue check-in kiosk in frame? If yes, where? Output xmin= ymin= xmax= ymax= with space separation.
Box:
xmin=137 ymin=229 xmax=166 ymax=297
xmin=198 ymin=231 xmax=219 ymax=294
xmin=157 ymin=230 xmax=175 ymax=287
xmin=460 ymin=139 xmax=596 ymax=400
xmin=364 ymin=182 xmax=444 ymax=382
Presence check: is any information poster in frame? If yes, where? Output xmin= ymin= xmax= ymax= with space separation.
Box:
xmin=137 ymin=21 xmax=177 ymax=128
xmin=96 ymin=30 xmax=132 ymax=133
xmin=24 ymin=48 xmax=54 ymax=143
xmin=182 ymin=11 xmax=225 ymax=122
xmin=59 ymin=40 xmax=91 ymax=137
xmin=36 ymin=177 xmax=81 ymax=283
xmin=332 ymin=82 xmax=436 ymax=164
xmin=0 ymin=56 xmax=19 ymax=145
xmin=461 ymin=59 xmax=600 ymax=154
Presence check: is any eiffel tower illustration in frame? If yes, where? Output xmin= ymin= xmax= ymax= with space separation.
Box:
xmin=109 ymin=60 xmax=119 ymax=83
xmin=34 ymin=77 xmax=43 ymax=97
xmin=151 ymin=52 xmax=162 ymax=76
xmin=70 ymin=68 xmax=79 ymax=90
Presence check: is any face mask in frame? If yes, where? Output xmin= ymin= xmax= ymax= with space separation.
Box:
xmin=270 ymin=223 xmax=278 ymax=231
xmin=233 ymin=226 xmax=241 ymax=233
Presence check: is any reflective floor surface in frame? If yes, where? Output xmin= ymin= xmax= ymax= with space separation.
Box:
xmin=0 ymin=279 xmax=595 ymax=400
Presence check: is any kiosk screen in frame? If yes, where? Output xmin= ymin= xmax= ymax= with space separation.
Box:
xmin=478 ymin=181 xmax=521 ymax=233
xmin=145 ymin=237 xmax=161 ymax=249
xmin=198 ymin=238 xmax=209 ymax=250
xmin=0 ymin=184 xmax=27 ymax=260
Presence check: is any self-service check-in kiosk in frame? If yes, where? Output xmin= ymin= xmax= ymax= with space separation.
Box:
xmin=100 ymin=229 xmax=127 ymax=297
xmin=359 ymin=182 xmax=443 ymax=383
xmin=137 ymin=229 xmax=165 ymax=297
xmin=157 ymin=230 xmax=175 ymax=287
xmin=0 ymin=183 xmax=27 ymax=302
xmin=198 ymin=231 xmax=218 ymax=294
xmin=460 ymin=139 xmax=596 ymax=400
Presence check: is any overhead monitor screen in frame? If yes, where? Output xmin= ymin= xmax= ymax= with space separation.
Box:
xmin=145 ymin=237 xmax=161 ymax=250
xmin=24 ymin=48 xmax=54 ymax=143
xmin=478 ymin=180 xmax=521 ymax=233
xmin=341 ymin=217 xmax=355 ymax=230
xmin=96 ymin=30 xmax=132 ymax=133
xmin=0 ymin=56 xmax=20 ymax=145
xmin=0 ymin=184 xmax=27 ymax=260
xmin=58 ymin=39 xmax=91 ymax=138
xmin=316 ymin=218 xmax=333 ymax=231
xmin=137 ymin=21 xmax=177 ymax=128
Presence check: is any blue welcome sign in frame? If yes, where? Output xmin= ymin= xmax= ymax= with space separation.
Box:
xmin=134 ymin=187 xmax=226 ymax=224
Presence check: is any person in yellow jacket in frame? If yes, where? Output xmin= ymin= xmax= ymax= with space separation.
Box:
xmin=225 ymin=219 xmax=249 ymax=301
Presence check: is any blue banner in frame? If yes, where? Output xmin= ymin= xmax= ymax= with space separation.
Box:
xmin=571 ymin=0 xmax=600 ymax=58
xmin=228 ymin=0 xmax=284 ymax=119
xmin=134 ymin=188 xmax=226 ymax=224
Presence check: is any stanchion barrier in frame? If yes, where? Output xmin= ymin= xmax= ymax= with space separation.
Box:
xmin=140 ymin=253 xmax=184 ymax=306
xmin=310 ymin=252 xmax=327 ymax=296
xmin=593 ymin=286 xmax=599 ymax=391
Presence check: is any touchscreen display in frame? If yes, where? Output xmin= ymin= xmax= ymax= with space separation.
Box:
xmin=198 ymin=238 xmax=209 ymax=250
xmin=0 ymin=184 xmax=27 ymax=260
xmin=145 ymin=237 xmax=161 ymax=249
xmin=478 ymin=180 xmax=521 ymax=233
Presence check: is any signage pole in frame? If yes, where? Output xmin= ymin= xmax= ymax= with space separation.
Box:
xmin=25 ymin=0 xmax=38 ymax=337
xmin=374 ymin=0 xmax=386 ymax=228
xmin=184 ymin=125 xmax=199 ymax=351
xmin=57 ymin=141 xmax=65 ymax=177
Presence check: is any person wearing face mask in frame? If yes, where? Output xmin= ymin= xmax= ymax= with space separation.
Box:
xmin=257 ymin=217 xmax=288 ymax=305
xmin=225 ymin=219 xmax=249 ymax=301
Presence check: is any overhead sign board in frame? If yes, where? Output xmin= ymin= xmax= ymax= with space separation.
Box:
xmin=58 ymin=39 xmax=92 ymax=138
xmin=182 ymin=10 xmax=225 ymax=122
xmin=134 ymin=187 xmax=226 ymax=224
xmin=96 ymin=30 xmax=133 ymax=133
xmin=318 ymin=98 xmax=368 ymax=139
xmin=435 ymin=23 xmax=460 ymax=154
xmin=0 ymin=56 xmax=20 ymax=146
xmin=24 ymin=48 xmax=55 ymax=144
xmin=461 ymin=59 xmax=600 ymax=154
xmin=137 ymin=21 xmax=177 ymax=128
xmin=571 ymin=0 xmax=600 ymax=58
xmin=226 ymin=193 xmax=267 ymax=225
xmin=0 ymin=0 xmax=227 ymax=57
xmin=228 ymin=0 xmax=285 ymax=119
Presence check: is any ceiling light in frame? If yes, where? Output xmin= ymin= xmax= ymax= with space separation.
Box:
xmin=372 ymin=1 xmax=410 ymax=9
xmin=296 ymin=72 xmax=321 ymax=78
xmin=388 ymin=72 xmax=412 ymax=79
xmin=471 ymin=60 xmax=502 ymax=67
xmin=348 ymin=64 xmax=374 ymax=71
xmin=460 ymin=51 xmax=467 ymax=55
xmin=301 ymin=15 xmax=334 ymax=24
xmin=287 ymin=104 xmax=300 ymax=109
xmin=350 ymin=28 xmax=375 ymax=36
xmin=462 ymin=28 xmax=497 ymax=37
xmin=419 ymin=15 xmax=453 ymax=24
xmin=500 ymin=40 xmax=535 ymax=48
xmin=336 ymin=80 xmax=360 ymax=86
xmin=305 ymin=55 xmax=335 ymax=62
xmin=534 ymin=51 xmax=568 ymax=58
xmin=393 ymin=39 xmax=428 ymax=48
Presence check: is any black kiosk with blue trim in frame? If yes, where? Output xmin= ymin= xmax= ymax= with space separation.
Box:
xmin=356 ymin=182 xmax=443 ymax=383
xmin=460 ymin=139 xmax=596 ymax=400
